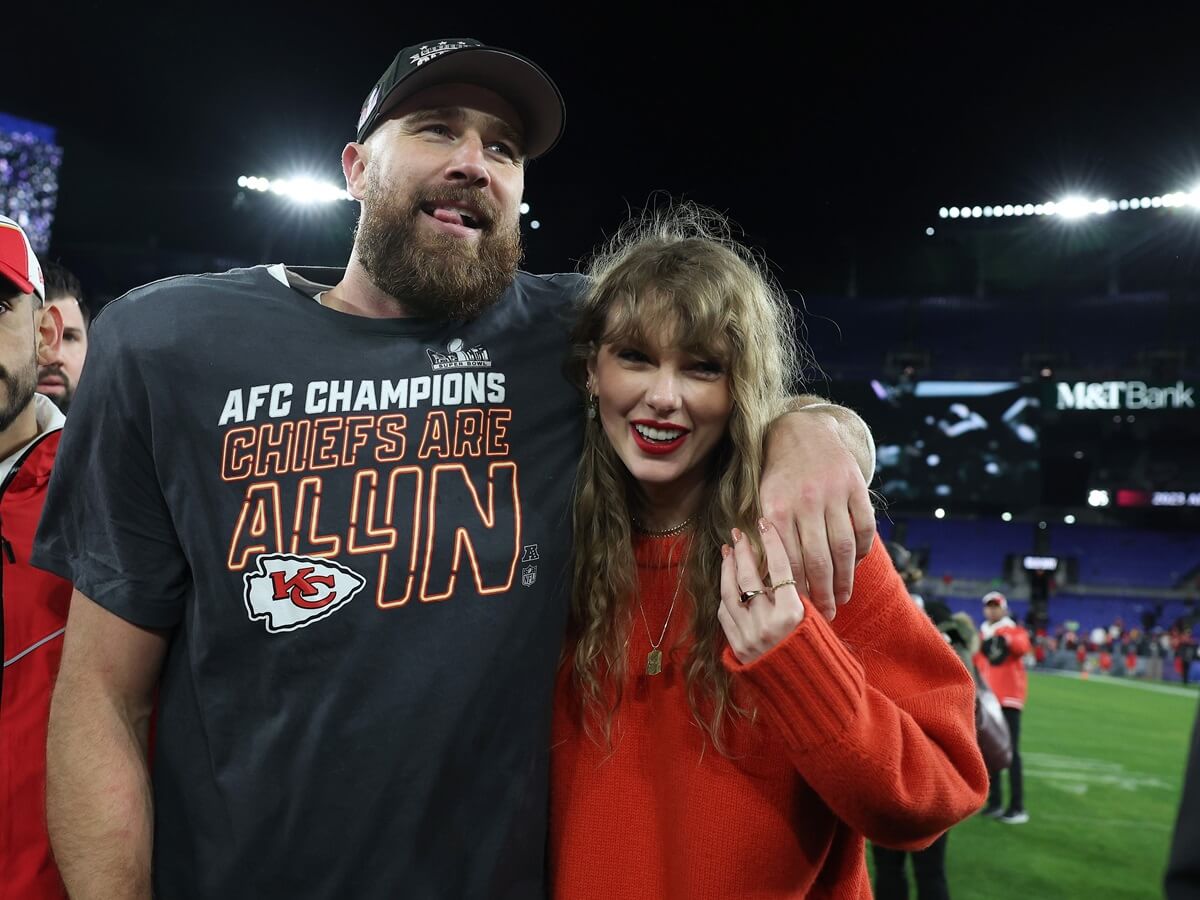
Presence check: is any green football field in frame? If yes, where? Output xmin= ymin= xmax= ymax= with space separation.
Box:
xmin=877 ymin=671 xmax=1197 ymax=899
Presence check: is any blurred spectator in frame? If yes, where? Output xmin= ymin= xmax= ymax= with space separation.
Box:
xmin=1176 ymin=630 xmax=1197 ymax=687
xmin=1147 ymin=629 xmax=1166 ymax=681
xmin=35 ymin=262 xmax=89 ymax=413
xmin=0 ymin=215 xmax=72 ymax=898
xmin=976 ymin=591 xmax=1031 ymax=824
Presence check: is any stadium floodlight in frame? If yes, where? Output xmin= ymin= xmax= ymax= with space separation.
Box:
xmin=938 ymin=185 xmax=1200 ymax=222
xmin=934 ymin=507 xmax=946 ymax=519
xmin=1064 ymin=514 xmax=1076 ymax=524
xmin=237 ymin=175 xmax=352 ymax=204
xmin=1057 ymin=196 xmax=1091 ymax=220
xmin=519 ymin=202 xmax=531 ymax=215
xmin=1001 ymin=512 xmax=1013 ymax=522
xmin=1088 ymin=489 xmax=1110 ymax=508
xmin=530 ymin=220 xmax=541 ymax=230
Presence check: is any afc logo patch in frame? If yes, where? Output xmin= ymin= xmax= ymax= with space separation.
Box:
xmin=520 ymin=544 xmax=539 ymax=587
xmin=243 ymin=554 xmax=367 ymax=633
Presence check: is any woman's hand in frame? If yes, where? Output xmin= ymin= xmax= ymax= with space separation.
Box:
xmin=718 ymin=519 xmax=807 ymax=665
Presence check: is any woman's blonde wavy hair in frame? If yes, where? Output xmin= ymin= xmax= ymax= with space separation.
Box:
xmin=566 ymin=201 xmax=807 ymax=752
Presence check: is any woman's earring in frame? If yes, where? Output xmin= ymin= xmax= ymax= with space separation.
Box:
xmin=585 ymin=381 xmax=598 ymax=419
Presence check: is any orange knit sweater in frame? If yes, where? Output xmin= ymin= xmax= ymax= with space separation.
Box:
xmin=549 ymin=536 xmax=988 ymax=899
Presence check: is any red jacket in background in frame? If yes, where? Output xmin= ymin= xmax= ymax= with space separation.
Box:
xmin=975 ymin=615 xmax=1031 ymax=710
xmin=1 ymin=425 xmax=71 ymax=900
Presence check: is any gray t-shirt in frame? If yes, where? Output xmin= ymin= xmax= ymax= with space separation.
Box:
xmin=33 ymin=264 xmax=586 ymax=899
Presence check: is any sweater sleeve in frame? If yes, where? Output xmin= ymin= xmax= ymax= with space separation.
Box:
xmin=722 ymin=538 xmax=989 ymax=850
xmin=1003 ymin=625 xmax=1032 ymax=657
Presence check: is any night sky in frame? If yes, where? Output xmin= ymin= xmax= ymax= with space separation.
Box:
xmin=8 ymin=5 xmax=1200 ymax=301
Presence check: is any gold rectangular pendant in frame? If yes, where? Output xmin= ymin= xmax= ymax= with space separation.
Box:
xmin=646 ymin=649 xmax=663 ymax=675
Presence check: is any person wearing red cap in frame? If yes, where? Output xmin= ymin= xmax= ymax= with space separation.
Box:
xmin=0 ymin=214 xmax=71 ymax=898
xmin=975 ymin=590 xmax=1032 ymax=823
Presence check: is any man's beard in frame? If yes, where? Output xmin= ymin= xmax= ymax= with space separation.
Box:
xmin=356 ymin=176 xmax=523 ymax=320
xmin=0 ymin=356 xmax=38 ymax=432
xmin=37 ymin=363 xmax=73 ymax=413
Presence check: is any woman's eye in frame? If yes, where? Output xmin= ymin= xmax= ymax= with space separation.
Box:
xmin=616 ymin=348 xmax=649 ymax=363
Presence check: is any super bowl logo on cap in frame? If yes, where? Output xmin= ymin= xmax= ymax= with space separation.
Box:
xmin=409 ymin=40 xmax=473 ymax=67
xmin=358 ymin=85 xmax=381 ymax=130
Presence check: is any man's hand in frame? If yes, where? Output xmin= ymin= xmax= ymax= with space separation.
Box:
xmin=760 ymin=403 xmax=875 ymax=619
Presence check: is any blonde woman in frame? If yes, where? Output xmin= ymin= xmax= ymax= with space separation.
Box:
xmin=550 ymin=204 xmax=987 ymax=899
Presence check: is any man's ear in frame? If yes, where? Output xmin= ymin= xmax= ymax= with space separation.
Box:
xmin=36 ymin=302 xmax=63 ymax=366
xmin=343 ymin=141 xmax=370 ymax=201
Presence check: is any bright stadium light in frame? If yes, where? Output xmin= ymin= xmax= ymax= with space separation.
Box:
xmin=1064 ymin=514 xmax=1077 ymax=524
xmin=934 ymin=508 xmax=946 ymax=519
xmin=519 ymin=202 xmax=531 ymax=215
xmin=938 ymin=184 xmax=1200 ymax=222
xmin=1088 ymin=489 xmax=1110 ymax=508
xmin=1058 ymin=196 xmax=1091 ymax=219
xmin=237 ymin=175 xmax=352 ymax=204
xmin=1001 ymin=512 xmax=1013 ymax=522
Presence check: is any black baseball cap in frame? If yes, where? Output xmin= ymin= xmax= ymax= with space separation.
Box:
xmin=355 ymin=39 xmax=565 ymax=159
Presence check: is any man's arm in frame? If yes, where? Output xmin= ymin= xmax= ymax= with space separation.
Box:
xmin=777 ymin=393 xmax=875 ymax=483
xmin=760 ymin=395 xmax=877 ymax=620
xmin=47 ymin=591 xmax=169 ymax=900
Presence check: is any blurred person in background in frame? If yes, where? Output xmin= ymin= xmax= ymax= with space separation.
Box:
xmin=35 ymin=261 xmax=89 ymax=414
xmin=976 ymin=591 xmax=1031 ymax=823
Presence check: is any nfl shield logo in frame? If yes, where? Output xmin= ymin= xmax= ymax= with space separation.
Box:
xmin=521 ymin=565 xmax=537 ymax=587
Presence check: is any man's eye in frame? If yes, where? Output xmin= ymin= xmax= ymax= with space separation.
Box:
xmin=487 ymin=142 xmax=518 ymax=160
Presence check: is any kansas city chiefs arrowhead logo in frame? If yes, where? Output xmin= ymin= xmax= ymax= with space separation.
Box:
xmin=243 ymin=554 xmax=367 ymax=633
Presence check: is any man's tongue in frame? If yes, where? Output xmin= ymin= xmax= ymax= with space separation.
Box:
xmin=431 ymin=207 xmax=465 ymax=226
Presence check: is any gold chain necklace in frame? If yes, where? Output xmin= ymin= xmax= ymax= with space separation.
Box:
xmin=637 ymin=539 xmax=690 ymax=676
xmin=631 ymin=513 xmax=696 ymax=538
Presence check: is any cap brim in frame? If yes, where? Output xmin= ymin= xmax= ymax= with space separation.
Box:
xmin=0 ymin=261 xmax=36 ymax=298
xmin=367 ymin=47 xmax=564 ymax=159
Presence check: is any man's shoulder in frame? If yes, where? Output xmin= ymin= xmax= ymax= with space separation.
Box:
xmin=96 ymin=265 xmax=283 ymax=328
xmin=511 ymin=270 xmax=588 ymax=305
xmin=474 ymin=271 xmax=587 ymax=339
